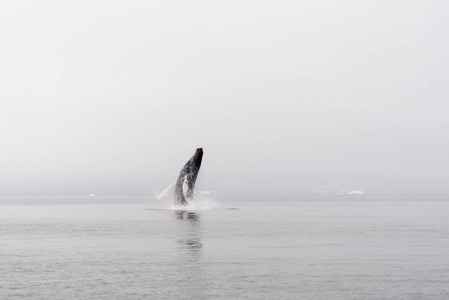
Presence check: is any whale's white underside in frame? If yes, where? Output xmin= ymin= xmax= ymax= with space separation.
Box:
xmin=156 ymin=176 xmax=190 ymax=202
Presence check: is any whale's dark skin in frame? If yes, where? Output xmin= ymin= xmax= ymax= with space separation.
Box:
xmin=174 ymin=148 xmax=203 ymax=205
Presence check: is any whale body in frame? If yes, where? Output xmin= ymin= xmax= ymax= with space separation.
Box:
xmin=156 ymin=148 xmax=203 ymax=205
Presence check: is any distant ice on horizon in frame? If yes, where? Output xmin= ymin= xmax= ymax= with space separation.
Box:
xmin=317 ymin=190 xmax=367 ymax=195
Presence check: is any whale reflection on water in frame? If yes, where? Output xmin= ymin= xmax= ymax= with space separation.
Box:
xmin=175 ymin=211 xmax=199 ymax=221
xmin=174 ymin=211 xmax=202 ymax=253
xmin=173 ymin=210 xmax=205 ymax=296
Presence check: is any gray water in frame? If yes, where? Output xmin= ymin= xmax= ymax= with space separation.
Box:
xmin=1 ymin=195 xmax=449 ymax=299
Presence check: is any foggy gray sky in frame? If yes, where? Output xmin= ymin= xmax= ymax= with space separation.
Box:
xmin=1 ymin=0 xmax=448 ymax=196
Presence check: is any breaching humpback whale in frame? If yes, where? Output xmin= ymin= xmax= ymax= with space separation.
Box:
xmin=156 ymin=148 xmax=203 ymax=205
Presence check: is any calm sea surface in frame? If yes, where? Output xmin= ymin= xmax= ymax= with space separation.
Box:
xmin=1 ymin=195 xmax=449 ymax=299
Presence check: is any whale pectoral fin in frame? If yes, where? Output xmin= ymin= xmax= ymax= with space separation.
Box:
xmin=155 ymin=181 xmax=176 ymax=201
xmin=182 ymin=176 xmax=189 ymax=200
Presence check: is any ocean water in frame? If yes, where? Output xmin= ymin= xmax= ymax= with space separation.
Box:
xmin=1 ymin=195 xmax=449 ymax=299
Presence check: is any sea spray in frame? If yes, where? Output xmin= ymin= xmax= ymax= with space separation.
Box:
xmin=169 ymin=196 xmax=220 ymax=211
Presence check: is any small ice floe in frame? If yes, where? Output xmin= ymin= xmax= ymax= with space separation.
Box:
xmin=88 ymin=193 xmax=96 ymax=197
xmin=198 ymin=190 xmax=215 ymax=196
xmin=345 ymin=190 xmax=367 ymax=195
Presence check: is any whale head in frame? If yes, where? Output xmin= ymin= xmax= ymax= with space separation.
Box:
xmin=192 ymin=147 xmax=203 ymax=170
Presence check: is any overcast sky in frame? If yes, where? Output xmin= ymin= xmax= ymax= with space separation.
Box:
xmin=1 ymin=0 xmax=448 ymax=196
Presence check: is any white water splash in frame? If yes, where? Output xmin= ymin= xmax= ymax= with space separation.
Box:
xmin=169 ymin=196 xmax=220 ymax=211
